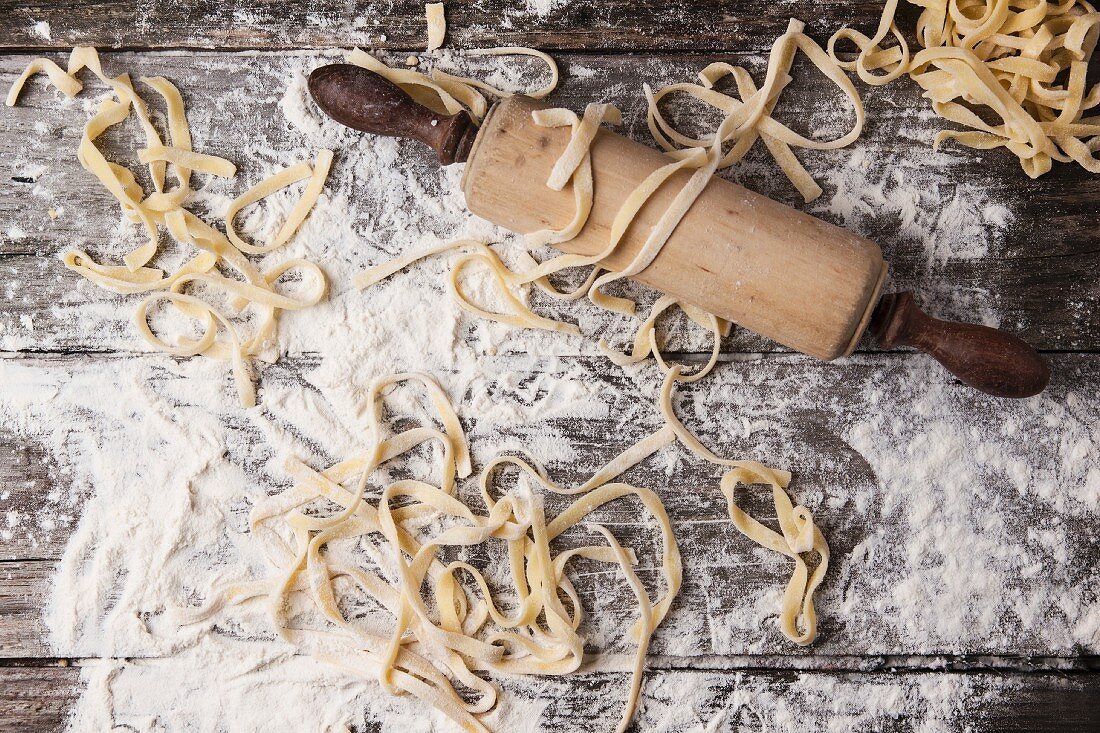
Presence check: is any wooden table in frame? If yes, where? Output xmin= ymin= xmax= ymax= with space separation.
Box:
xmin=1 ymin=2 xmax=1098 ymax=731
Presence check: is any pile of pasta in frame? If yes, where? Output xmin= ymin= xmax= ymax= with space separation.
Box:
xmin=7 ymin=48 xmax=332 ymax=407
xmin=641 ymin=2 xmax=1099 ymax=198
xmin=829 ymin=0 xmax=1100 ymax=176
xmin=177 ymin=371 xmax=826 ymax=732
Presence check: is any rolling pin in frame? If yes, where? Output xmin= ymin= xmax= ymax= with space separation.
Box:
xmin=309 ymin=64 xmax=1050 ymax=398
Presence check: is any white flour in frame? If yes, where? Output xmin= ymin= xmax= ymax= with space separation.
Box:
xmin=813 ymin=145 xmax=1014 ymax=266
xmin=0 ymin=45 xmax=1096 ymax=733
xmin=31 ymin=20 xmax=52 ymax=41
xmin=524 ymin=0 xmax=573 ymax=18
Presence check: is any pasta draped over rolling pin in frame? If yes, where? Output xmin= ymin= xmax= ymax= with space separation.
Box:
xmin=347 ymin=46 xmax=559 ymax=124
xmin=7 ymin=48 xmax=332 ymax=407
xmin=644 ymin=19 xmax=866 ymax=202
xmin=829 ymin=0 xmax=1100 ymax=176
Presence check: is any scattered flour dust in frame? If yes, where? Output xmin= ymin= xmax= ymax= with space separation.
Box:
xmin=0 ymin=47 xmax=1095 ymax=733
xmin=813 ymin=146 xmax=1014 ymax=266
xmin=31 ymin=20 xmax=52 ymax=41
xmin=525 ymin=0 xmax=573 ymax=17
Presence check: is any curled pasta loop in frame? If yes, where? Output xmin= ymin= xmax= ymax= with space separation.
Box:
xmin=645 ymin=19 xmax=866 ymax=202
xmin=658 ymin=366 xmax=828 ymax=644
xmin=449 ymin=251 xmax=582 ymax=335
xmin=134 ymin=291 xmax=255 ymax=407
xmin=347 ymin=46 xmax=559 ymax=123
xmin=599 ymin=295 xmax=724 ymax=383
xmin=356 ymin=239 xmax=583 ymax=336
xmin=720 ymin=469 xmax=830 ymax=646
xmin=225 ymin=150 xmax=335 ymax=254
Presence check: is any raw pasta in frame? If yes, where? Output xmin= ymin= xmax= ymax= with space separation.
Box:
xmin=225 ymin=150 xmax=335 ymax=254
xmin=526 ymin=104 xmax=622 ymax=246
xmin=354 ymin=77 xmax=830 ymax=655
xmin=347 ymin=46 xmax=559 ymax=124
xmin=7 ymin=48 xmax=332 ymax=406
xmin=426 ymin=2 xmax=447 ymax=52
xmin=5 ymin=57 xmax=82 ymax=106
xmin=355 ymin=239 xmax=582 ymax=335
xmin=644 ymin=19 xmax=866 ymax=202
xmin=358 ymin=258 xmax=827 ymax=651
xmin=178 ymin=372 xmax=683 ymax=733
xmin=829 ymin=0 xmax=1100 ymax=176
xmin=658 ymin=368 xmax=828 ymax=644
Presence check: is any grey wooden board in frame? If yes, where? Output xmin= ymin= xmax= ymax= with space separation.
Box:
xmin=0 ymin=1 xmax=903 ymax=53
xmin=2 ymin=352 xmax=1097 ymax=662
xmin=0 ymin=666 xmax=79 ymax=733
xmin=2 ymin=51 xmax=1098 ymax=355
xmin=1 ymin=664 xmax=1097 ymax=733
xmin=0 ymin=561 xmax=54 ymax=658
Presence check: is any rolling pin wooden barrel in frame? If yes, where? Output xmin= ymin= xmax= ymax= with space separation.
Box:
xmin=309 ymin=63 xmax=1050 ymax=398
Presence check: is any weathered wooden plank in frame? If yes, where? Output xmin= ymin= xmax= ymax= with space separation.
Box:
xmin=0 ymin=665 xmax=77 ymax=733
xmin=0 ymin=561 xmax=53 ymax=658
xmin=0 ymin=1 xmax=898 ymax=53
xmin=0 ymin=436 xmax=72 ymax=561
xmin=1 ymin=352 xmax=1097 ymax=662
xmin=1 ymin=51 xmax=1096 ymax=355
xmin=1 ymin=664 xmax=1098 ymax=732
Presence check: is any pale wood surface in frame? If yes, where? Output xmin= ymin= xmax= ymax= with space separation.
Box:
xmin=465 ymin=96 xmax=887 ymax=359
xmin=1 ymin=2 xmax=1099 ymax=731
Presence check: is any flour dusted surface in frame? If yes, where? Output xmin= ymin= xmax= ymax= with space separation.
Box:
xmin=0 ymin=48 xmax=1096 ymax=732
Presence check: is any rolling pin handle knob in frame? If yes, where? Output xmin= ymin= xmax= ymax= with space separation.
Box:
xmin=870 ymin=292 xmax=1050 ymax=398
xmin=307 ymin=63 xmax=476 ymax=165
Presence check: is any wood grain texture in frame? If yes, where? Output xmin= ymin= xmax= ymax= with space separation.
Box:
xmin=0 ymin=666 xmax=78 ymax=733
xmin=0 ymin=561 xmax=54 ymax=658
xmin=0 ymin=1 xmax=895 ymax=52
xmin=0 ymin=436 xmax=70 ymax=560
xmin=1 ymin=52 xmax=1097 ymax=355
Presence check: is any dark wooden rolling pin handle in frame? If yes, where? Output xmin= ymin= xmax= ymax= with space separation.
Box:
xmin=309 ymin=63 xmax=1051 ymax=399
xmin=870 ymin=293 xmax=1049 ymax=398
xmin=308 ymin=63 xmax=478 ymax=165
